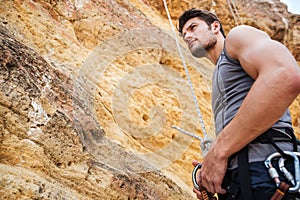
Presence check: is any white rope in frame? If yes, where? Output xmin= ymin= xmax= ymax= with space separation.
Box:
xmin=231 ymin=0 xmax=243 ymax=24
xmin=227 ymin=0 xmax=243 ymax=25
xmin=172 ymin=125 xmax=203 ymax=141
xmin=227 ymin=0 xmax=239 ymax=25
xmin=162 ymin=0 xmax=208 ymax=139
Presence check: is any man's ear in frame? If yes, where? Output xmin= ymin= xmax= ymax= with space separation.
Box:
xmin=211 ymin=21 xmax=220 ymax=34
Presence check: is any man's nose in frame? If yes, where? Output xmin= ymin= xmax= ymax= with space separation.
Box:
xmin=183 ymin=32 xmax=192 ymax=42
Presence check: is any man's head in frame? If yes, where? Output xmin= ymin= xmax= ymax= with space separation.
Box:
xmin=178 ymin=8 xmax=225 ymax=58
xmin=178 ymin=8 xmax=225 ymax=38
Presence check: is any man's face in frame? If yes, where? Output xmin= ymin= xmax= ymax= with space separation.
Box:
xmin=182 ymin=17 xmax=217 ymax=57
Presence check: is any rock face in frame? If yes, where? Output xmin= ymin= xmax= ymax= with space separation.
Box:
xmin=0 ymin=0 xmax=299 ymax=199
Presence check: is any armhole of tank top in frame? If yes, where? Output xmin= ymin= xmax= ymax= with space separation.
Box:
xmin=223 ymin=41 xmax=241 ymax=66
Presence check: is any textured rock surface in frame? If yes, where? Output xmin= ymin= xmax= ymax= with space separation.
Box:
xmin=0 ymin=0 xmax=299 ymax=199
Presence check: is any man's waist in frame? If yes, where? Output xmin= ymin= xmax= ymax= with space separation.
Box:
xmin=252 ymin=127 xmax=294 ymax=143
xmin=229 ymin=142 xmax=298 ymax=169
xmin=228 ymin=127 xmax=297 ymax=169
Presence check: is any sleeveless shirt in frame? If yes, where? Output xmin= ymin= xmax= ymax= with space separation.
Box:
xmin=212 ymin=48 xmax=294 ymax=167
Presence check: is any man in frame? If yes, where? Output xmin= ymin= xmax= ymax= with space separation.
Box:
xmin=178 ymin=8 xmax=300 ymax=199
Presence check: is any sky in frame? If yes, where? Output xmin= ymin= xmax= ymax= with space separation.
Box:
xmin=280 ymin=0 xmax=300 ymax=14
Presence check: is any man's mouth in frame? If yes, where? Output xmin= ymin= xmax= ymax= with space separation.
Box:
xmin=188 ymin=40 xmax=196 ymax=48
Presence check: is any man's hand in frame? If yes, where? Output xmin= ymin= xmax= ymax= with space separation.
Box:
xmin=192 ymin=160 xmax=205 ymax=200
xmin=192 ymin=161 xmax=219 ymax=200
xmin=198 ymin=144 xmax=228 ymax=194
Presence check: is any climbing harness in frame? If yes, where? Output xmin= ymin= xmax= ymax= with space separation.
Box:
xmin=236 ymin=128 xmax=300 ymax=200
xmin=263 ymin=128 xmax=300 ymax=199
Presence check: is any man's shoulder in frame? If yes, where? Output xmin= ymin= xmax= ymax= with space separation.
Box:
xmin=225 ymin=25 xmax=270 ymax=58
xmin=227 ymin=25 xmax=268 ymax=40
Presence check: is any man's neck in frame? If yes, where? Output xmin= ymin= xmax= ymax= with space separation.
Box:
xmin=208 ymin=37 xmax=225 ymax=64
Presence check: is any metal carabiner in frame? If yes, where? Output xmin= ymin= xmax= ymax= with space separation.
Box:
xmin=192 ymin=163 xmax=202 ymax=191
xmin=279 ymin=157 xmax=295 ymax=186
xmin=192 ymin=164 xmax=216 ymax=200
xmin=265 ymin=152 xmax=282 ymax=187
xmin=265 ymin=151 xmax=300 ymax=193
xmin=278 ymin=151 xmax=300 ymax=192
xmin=278 ymin=152 xmax=300 ymax=193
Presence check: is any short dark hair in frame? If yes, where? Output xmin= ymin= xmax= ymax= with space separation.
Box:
xmin=178 ymin=8 xmax=226 ymax=38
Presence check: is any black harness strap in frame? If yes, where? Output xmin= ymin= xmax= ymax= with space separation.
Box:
xmin=237 ymin=145 xmax=253 ymax=200
xmin=223 ymin=128 xmax=298 ymax=200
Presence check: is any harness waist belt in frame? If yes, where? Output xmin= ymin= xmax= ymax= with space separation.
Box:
xmin=252 ymin=128 xmax=294 ymax=144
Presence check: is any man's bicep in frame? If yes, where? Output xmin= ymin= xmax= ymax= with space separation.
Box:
xmin=225 ymin=27 xmax=285 ymax=79
xmin=237 ymin=39 xmax=296 ymax=80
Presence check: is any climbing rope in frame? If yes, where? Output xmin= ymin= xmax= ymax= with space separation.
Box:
xmin=227 ymin=0 xmax=243 ymax=25
xmin=162 ymin=0 xmax=209 ymax=145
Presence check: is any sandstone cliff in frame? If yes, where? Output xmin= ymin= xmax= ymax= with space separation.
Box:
xmin=0 ymin=0 xmax=299 ymax=199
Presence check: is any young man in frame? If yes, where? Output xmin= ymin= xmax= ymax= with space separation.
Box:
xmin=178 ymin=8 xmax=300 ymax=200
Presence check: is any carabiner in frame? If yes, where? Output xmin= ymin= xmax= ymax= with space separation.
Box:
xmin=265 ymin=152 xmax=282 ymax=187
xmin=279 ymin=151 xmax=300 ymax=192
xmin=279 ymin=157 xmax=295 ymax=186
xmin=192 ymin=164 xmax=215 ymax=200
xmin=265 ymin=151 xmax=300 ymax=193
xmin=192 ymin=163 xmax=202 ymax=191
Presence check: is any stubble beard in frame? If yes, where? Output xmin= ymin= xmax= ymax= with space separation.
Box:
xmin=191 ymin=35 xmax=217 ymax=58
xmin=191 ymin=45 xmax=208 ymax=58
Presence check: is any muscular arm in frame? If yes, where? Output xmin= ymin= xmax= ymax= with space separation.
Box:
xmin=215 ymin=25 xmax=300 ymax=160
xmin=200 ymin=25 xmax=300 ymax=194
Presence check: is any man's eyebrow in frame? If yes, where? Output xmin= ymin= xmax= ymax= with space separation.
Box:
xmin=187 ymin=22 xmax=196 ymax=29
xmin=182 ymin=22 xmax=196 ymax=37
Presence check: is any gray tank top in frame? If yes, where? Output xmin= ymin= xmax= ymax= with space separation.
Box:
xmin=212 ymin=48 xmax=294 ymax=167
xmin=212 ymin=48 xmax=292 ymax=135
